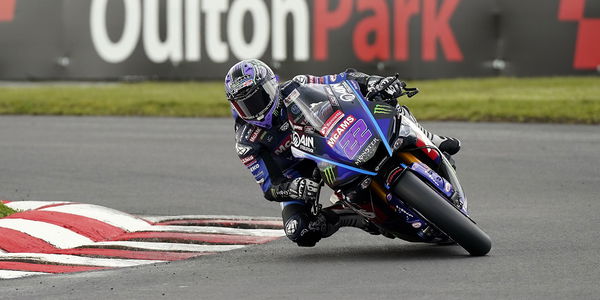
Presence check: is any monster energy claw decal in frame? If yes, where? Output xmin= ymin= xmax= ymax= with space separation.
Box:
xmin=374 ymin=104 xmax=394 ymax=115
xmin=323 ymin=166 xmax=336 ymax=185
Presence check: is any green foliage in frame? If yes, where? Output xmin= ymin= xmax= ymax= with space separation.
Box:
xmin=408 ymin=77 xmax=600 ymax=124
xmin=0 ymin=77 xmax=598 ymax=123
xmin=0 ymin=203 xmax=16 ymax=218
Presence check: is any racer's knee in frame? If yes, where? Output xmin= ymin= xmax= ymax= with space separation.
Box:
xmin=281 ymin=203 xmax=321 ymax=247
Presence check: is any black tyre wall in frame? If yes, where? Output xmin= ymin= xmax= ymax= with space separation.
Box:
xmin=393 ymin=171 xmax=492 ymax=256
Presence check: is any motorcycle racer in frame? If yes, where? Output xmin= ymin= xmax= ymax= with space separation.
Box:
xmin=225 ymin=59 xmax=460 ymax=247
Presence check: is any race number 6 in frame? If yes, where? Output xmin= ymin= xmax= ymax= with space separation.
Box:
xmin=339 ymin=119 xmax=372 ymax=158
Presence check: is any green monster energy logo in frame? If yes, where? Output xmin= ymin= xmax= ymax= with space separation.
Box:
xmin=323 ymin=166 xmax=336 ymax=185
xmin=374 ymin=104 xmax=394 ymax=115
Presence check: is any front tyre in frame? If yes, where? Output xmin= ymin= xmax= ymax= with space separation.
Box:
xmin=393 ymin=171 xmax=492 ymax=256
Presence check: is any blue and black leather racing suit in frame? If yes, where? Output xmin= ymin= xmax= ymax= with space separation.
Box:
xmin=233 ymin=69 xmax=383 ymax=246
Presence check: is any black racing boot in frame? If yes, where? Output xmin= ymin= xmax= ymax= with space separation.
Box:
xmin=318 ymin=205 xmax=382 ymax=236
xmin=309 ymin=209 xmax=341 ymax=238
xmin=396 ymin=105 xmax=461 ymax=155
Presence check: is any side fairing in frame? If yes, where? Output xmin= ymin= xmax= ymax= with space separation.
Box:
xmin=286 ymin=80 xmax=395 ymax=188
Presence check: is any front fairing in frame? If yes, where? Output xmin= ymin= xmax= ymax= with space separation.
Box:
xmin=397 ymin=116 xmax=469 ymax=213
xmin=285 ymin=80 xmax=396 ymax=187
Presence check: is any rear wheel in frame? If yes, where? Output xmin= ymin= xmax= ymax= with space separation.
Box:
xmin=393 ymin=171 xmax=492 ymax=256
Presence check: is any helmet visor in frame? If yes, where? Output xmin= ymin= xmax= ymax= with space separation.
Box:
xmin=231 ymin=78 xmax=278 ymax=120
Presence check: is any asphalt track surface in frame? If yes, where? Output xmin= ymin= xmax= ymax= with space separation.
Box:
xmin=0 ymin=116 xmax=598 ymax=299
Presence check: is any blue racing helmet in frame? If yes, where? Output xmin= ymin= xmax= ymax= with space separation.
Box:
xmin=225 ymin=59 xmax=279 ymax=129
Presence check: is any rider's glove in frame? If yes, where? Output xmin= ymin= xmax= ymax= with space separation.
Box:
xmin=367 ymin=76 xmax=406 ymax=103
xmin=286 ymin=177 xmax=321 ymax=204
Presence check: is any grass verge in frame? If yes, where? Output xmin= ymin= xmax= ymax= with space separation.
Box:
xmin=0 ymin=77 xmax=598 ymax=123
xmin=0 ymin=202 xmax=16 ymax=218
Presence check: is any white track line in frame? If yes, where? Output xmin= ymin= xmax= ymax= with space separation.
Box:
xmin=0 ymin=270 xmax=50 ymax=279
xmin=138 ymin=225 xmax=285 ymax=237
xmin=91 ymin=241 xmax=246 ymax=252
xmin=0 ymin=253 xmax=163 ymax=268
xmin=4 ymin=201 xmax=71 ymax=211
xmin=142 ymin=215 xmax=282 ymax=222
xmin=42 ymin=204 xmax=152 ymax=232
xmin=0 ymin=219 xmax=93 ymax=249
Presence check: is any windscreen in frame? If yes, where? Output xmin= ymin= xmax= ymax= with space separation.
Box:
xmin=291 ymin=84 xmax=335 ymax=135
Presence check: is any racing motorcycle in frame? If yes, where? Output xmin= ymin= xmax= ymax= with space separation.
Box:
xmin=285 ymin=76 xmax=492 ymax=256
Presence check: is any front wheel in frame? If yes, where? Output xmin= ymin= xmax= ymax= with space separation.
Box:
xmin=393 ymin=171 xmax=492 ymax=256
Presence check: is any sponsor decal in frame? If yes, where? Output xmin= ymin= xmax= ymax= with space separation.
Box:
xmin=249 ymin=163 xmax=260 ymax=172
xmin=331 ymin=83 xmax=356 ymax=102
xmin=355 ymin=138 xmax=380 ymax=164
xmin=274 ymin=135 xmax=292 ymax=155
xmin=327 ymin=115 xmax=356 ymax=148
xmin=319 ymin=110 xmax=345 ymax=136
xmin=241 ymin=155 xmax=256 ymax=165
xmin=292 ymin=75 xmax=307 ymax=84
xmin=249 ymin=128 xmax=263 ymax=142
xmin=292 ymin=124 xmax=304 ymax=131
xmin=307 ymin=76 xmax=317 ymax=84
xmin=329 ymin=74 xmax=337 ymax=82
xmin=374 ymin=104 xmax=394 ymax=115
xmin=243 ymin=125 xmax=258 ymax=141
xmin=396 ymin=206 xmax=415 ymax=219
xmin=411 ymin=222 xmax=422 ymax=229
xmin=236 ymin=143 xmax=252 ymax=156
xmin=265 ymin=133 xmax=274 ymax=143
xmin=230 ymin=78 xmax=254 ymax=94
xmin=292 ymin=131 xmax=315 ymax=153
xmin=283 ymin=89 xmax=300 ymax=107
xmin=290 ymin=104 xmax=301 ymax=115
xmin=322 ymin=166 xmax=336 ymax=185
xmin=273 ymin=106 xmax=282 ymax=118
xmin=279 ymin=121 xmax=290 ymax=132
xmin=386 ymin=166 xmax=405 ymax=186
xmin=338 ymin=119 xmax=373 ymax=159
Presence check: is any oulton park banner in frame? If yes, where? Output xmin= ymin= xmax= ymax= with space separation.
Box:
xmin=0 ymin=0 xmax=598 ymax=80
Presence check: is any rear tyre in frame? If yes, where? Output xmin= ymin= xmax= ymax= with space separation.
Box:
xmin=393 ymin=171 xmax=492 ymax=256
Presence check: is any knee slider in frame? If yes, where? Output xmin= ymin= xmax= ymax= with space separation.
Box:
xmin=282 ymin=204 xmax=321 ymax=246
xmin=283 ymin=213 xmax=309 ymax=242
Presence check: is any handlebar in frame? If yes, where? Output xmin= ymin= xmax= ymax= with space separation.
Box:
xmin=365 ymin=73 xmax=419 ymax=101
